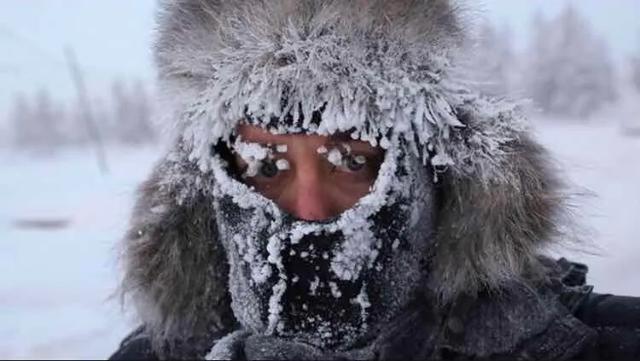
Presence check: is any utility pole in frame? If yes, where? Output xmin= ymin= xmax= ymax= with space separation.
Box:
xmin=65 ymin=47 xmax=109 ymax=175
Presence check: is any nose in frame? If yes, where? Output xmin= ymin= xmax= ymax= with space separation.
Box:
xmin=285 ymin=162 xmax=336 ymax=221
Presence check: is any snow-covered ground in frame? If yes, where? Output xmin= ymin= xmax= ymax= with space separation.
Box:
xmin=0 ymin=121 xmax=639 ymax=358
xmin=533 ymin=120 xmax=640 ymax=296
xmin=0 ymin=146 xmax=159 ymax=359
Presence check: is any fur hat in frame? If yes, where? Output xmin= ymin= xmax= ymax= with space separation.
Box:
xmin=119 ymin=0 xmax=569 ymax=353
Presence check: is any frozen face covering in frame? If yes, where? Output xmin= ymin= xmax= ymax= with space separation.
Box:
xmin=210 ymin=128 xmax=436 ymax=349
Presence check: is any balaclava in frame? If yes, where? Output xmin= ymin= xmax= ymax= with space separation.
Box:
xmin=211 ymin=125 xmax=435 ymax=348
xmin=120 ymin=1 xmax=584 ymax=359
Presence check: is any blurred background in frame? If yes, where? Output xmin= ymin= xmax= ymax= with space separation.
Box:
xmin=0 ymin=0 xmax=639 ymax=358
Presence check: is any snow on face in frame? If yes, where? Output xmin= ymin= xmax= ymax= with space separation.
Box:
xmin=326 ymin=147 xmax=343 ymax=167
xmin=231 ymin=126 xmax=385 ymax=221
xmin=320 ymin=144 xmax=368 ymax=171
xmin=231 ymin=136 xmax=290 ymax=178
xmin=316 ymin=146 xmax=328 ymax=155
xmin=210 ymin=126 xmax=436 ymax=349
xmin=232 ymin=137 xmax=271 ymax=178
xmin=275 ymin=159 xmax=290 ymax=171
xmin=276 ymin=144 xmax=288 ymax=153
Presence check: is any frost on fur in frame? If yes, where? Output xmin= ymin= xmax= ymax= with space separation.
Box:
xmin=155 ymin=0 xmax=526 ymax=183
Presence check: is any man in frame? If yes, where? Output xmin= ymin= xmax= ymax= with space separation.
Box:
xmin=111 ymin=0 xmax=640 ymax=359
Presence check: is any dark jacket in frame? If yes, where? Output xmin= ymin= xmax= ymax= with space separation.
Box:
xmin=110 ymin=259 xmax=640 ymax=360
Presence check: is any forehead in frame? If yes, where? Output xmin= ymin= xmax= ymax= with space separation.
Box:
xmin=236 ymin=123 xmax=370 ymax=147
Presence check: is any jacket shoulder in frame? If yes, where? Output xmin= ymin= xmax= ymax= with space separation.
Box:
xmin=575 ymin=293 xmax=640 ymax=359
xmin=549 ymin=257 xmax=640 ymax=359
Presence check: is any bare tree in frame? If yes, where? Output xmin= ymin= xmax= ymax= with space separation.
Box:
xmin=10 ymin=90 xmax=66 ymax=153
xmin=632 ymin=34 xmax=640 ymax=92
xmin=10 ymin=93 xmax=35 ymax=150
xmin=111 ymin=79 xmax=156 ymax=145
xmin=131 ymin=79 xmax=156 ymax=143
xmin=472 ymin=21 xmax=516 ymax=97
xmin=526 ymin=6 xmax=616 ymax=118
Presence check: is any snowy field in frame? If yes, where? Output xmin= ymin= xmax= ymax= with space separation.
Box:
xmin=1 ymin=121 xmax=639 ymax=358
xmin=0 ymin=146 xmax=159 ymax=359
xmin=533 ymin=120 xmax=640 ymax=296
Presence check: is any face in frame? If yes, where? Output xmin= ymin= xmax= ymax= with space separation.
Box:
xmin=231 ymin=124 xmax=385 ymax=221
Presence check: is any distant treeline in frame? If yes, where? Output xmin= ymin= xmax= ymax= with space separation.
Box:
xmin=7 ymin=78 xmax=156 ymax=153
xmin=469 ymin=5 xmax=640 ymax=119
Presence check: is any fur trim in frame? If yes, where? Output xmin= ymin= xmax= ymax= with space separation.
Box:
xmin=431 ymin=135 xmax=567 ymax=303
xmin=119 ymin=154 xmax=236 ymax=356
xmin=118 ymin=0 xmax=572 ymax=354
xmin=153 ymin=0 xmax=525 ymax=181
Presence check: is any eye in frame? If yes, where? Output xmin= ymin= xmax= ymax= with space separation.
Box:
xmin=258 ymin=159 xmax=279 ymax=178
xmin=325 ymin=145 xmax=378 ymax=175
xmin=344 ymin=154 xmax=367 ymax=172
xmin=253 ymin=158 xmax=290 ymax=179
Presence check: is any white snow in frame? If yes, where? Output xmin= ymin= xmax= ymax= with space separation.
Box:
xmin=276 ymin=144 xmax=288 ymax=153
xmin=532 ymin=119 xmax=640 ymax=296
xmin=328 ymin=282 xmax=343 ymax=299
xmin=232 ymin=137 xmax=271 ymax=178
xmin=354 ymin=155 xmax=367 ymax=166
xmin=266 ymin=279 xmax=287 ymax=335
xmin=351 ymin=283 xmax=371 ymax=324
xmin=322 ymin=144 xmax=369 ymax=171
xmin=275 ymin=159 xmax=290 ymax=171
xmin=0 ymin=145 xmax=157 ymax=359
xmin=326 ymin=147 xmax=343 ymax=167
xmin=309 ymin=277 xmax=321 ymax=296
xmin=235 ymin=231 xmax=271 ymax=285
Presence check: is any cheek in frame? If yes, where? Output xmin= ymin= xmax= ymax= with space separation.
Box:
xmin=245 ymin=173 xmax=292 ymax=201
xmin=328 ymin=177 xmax=375 ymax=210
xmin=248 ymin=173 xmax=374 ymax=219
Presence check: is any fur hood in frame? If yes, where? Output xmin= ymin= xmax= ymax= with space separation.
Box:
xmin=119 ymin=0 xmax=570 ymax=353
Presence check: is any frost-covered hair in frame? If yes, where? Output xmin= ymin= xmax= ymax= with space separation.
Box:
xmin=119 ymin=0 xmax=569 ymax=355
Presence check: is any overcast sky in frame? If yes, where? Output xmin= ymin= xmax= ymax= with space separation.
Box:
xmin=0 ymin=0 xmax=638 ymax=122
